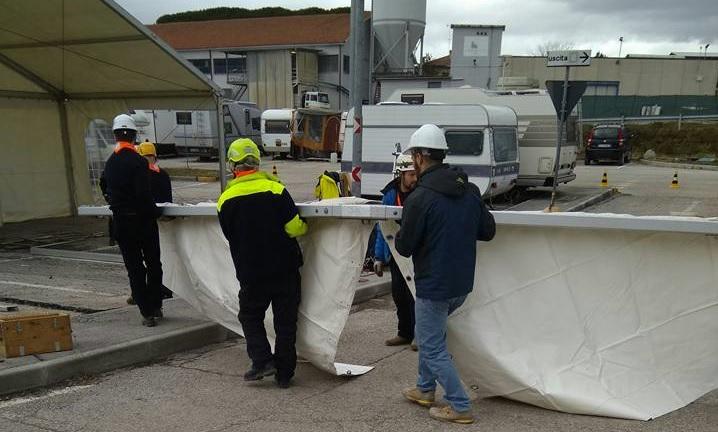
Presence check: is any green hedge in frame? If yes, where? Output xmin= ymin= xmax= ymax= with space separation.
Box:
xmin=157 ymin=7 xmax=351 ymax=24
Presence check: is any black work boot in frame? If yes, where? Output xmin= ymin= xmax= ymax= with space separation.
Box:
xmin=141 ymin=315 xmax=157 ymax=327
xmin=243 ymin=362 xmax=277 ymax=381
xmin=153 ymin=309 xmax=164 ymax=319
xmin=275 ymin=375 xmax=292 ymax=389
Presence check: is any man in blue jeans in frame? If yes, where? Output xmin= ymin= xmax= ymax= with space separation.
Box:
xmin=395 ymin=124 xmax=496 ymax=424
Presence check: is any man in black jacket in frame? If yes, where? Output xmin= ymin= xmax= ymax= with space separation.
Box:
xmin=101 ymin=114 xmax=164 ymax=327
xmin=396 ymin=124 xmax=495 ymax=425
xmin=217 ymin=138 xmax=308 ymax=389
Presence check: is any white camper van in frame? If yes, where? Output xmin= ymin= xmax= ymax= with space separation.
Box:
xmin=261 ymin=109 xmax=294 ymax=156
xmin=342 ymin=104 xmax=519 ymax=198
xmin=385 ymin=87 xmax=577 ymax=188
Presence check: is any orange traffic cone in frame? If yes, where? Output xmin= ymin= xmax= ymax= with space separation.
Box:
xmin=600 ymin=172 xmax=608 ymax=187
xmin=671 ymin=172 xmax=680 ymax=189
xmin=272 ymin=165 xmax=278 ymax=176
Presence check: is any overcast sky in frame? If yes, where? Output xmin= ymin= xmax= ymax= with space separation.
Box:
xmin=116 ymin=0 xmax=716 ymax=57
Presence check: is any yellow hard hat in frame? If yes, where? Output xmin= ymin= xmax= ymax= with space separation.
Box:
xmin=137 ymin=141 xmax=157 ymax=157
xmin=227 ymin=138 xmax=261 ymax=163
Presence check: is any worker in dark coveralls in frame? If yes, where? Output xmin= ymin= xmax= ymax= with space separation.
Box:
xmin=217 ymin=138 xmax=308 ymax=389
xmin=100 ymin=114 xmax=164 ymax=327
xmin=374 ymin=153 xmax=418 ymax=349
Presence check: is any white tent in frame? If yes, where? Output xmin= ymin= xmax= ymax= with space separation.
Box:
xmin=0 ymin=0 xmax=222 ymax=223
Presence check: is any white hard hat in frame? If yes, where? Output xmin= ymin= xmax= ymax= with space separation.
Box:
xmin=403 ymin=124 xmax=448 ymax=154
xmin=393 ymin=154 xmax=415 ymax=173
xmin=112 ymin=114 xmax=137 ymax=132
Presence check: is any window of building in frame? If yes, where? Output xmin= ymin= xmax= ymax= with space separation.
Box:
xmin=584 ymin=81 xmax=619 ymax=96
xmin=318 ymin=55 xmax=339 ymax=73
xmin=428 ymin=81 xmax=442 ymax=88
xmin=319 ymin=93 xmax=329 ymax=104
xmin=213 ymin=58 xmax=227 ymax=74
xmin=176 ymin=112 xmax=192 ymax=125
xmin=227 ymin=57 xmax=246 ymax=74
xmin=445 ymin=131 xmax=484 ymax=156
xmin=492 ymin=128 xmax=518 ymax=162
xmin=188 ymin=59 xmax=211 ymax=74
xmin=401 ymin=94 xmax=425 ymax=105
xmin=343 ymin=55 xmax=350 ymax=74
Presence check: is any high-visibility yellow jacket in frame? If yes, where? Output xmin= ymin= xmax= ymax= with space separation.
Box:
xmin=314 ymin=173 xmax=341 ymax=200
xmin=217 ymin=171 xmax=308 ymax=283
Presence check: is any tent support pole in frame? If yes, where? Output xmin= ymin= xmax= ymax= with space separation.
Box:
xmin=58 ymin=99 xmax=78 ymax=216
xmin=216 ymin=95 xmax=227 ymax=191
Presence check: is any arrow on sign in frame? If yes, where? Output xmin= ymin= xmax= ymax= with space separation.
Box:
xmin=351 ymin=166 xmax=361 ymax=182
xmin=580 ymin=51 xmax=590 ymax=63
xmin=353 ymin=117 xmax=362 ymax=134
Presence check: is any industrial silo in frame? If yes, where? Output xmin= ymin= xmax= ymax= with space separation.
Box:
xmin=372 ymin=0 xmax=427 ymax=73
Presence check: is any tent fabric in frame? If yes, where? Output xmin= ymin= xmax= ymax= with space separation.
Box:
xmin=380 ymin=219 xmax=718 ymax=420
xmin=159 ymin=210 xmax=374 ymax=376
xmin=0 ymin=0 xmax=219 ymax=223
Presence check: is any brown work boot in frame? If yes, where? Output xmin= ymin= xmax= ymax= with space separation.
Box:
xmin=429 ymin=405 xmax=474 ymax=424
xmin=385 ymin=335 xmax=411 ymax=346
xmin=402 ymin=387 xmax=435 ymax=407
xmin=410 ymin=341 xmax=418 ymax=351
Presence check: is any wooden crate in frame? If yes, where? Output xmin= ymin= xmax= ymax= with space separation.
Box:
xmin=0 ymin=312 xmax=73 ymax=358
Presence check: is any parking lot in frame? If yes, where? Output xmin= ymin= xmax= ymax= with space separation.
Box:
xmin=1 ymin=158 xmax=717 ymax=432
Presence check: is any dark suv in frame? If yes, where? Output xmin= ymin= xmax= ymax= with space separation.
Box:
xmin=585 ymin=125 xmax=632 ymax=165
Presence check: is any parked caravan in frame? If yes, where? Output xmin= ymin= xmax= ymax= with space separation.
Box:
xmin=292 ymin=109 xmax=343 ymax=159
xmin=384 ymin=87 xmax=577 ymax=188
xmin=261 ymin=109 xmax=294 ymax=156
xmin=342 ymin=104 xmax=519 ymax=198
xmin=168 ymin=101 xmax=260 ymax=158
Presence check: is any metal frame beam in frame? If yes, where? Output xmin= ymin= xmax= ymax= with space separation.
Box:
xmin=77 ymin=205 xmax=718 ymax=235
xmin=0 ymin=90 xmax=52 ymax=99
xmin=0 ymin=35 xmax=146 ymax=50
xmin=0 ymin=52 xmax=61 ymax=97
xmin=68 ymin=90 xmax=215 ymax=100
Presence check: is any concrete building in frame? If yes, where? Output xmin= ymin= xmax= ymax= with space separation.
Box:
xmin=501 ymin=55 xmax=718 ymax=96
xmin=449 ymin=25 xmax=505 ymax=90
xmin=148 ymin=14 xmax=371 ymax=111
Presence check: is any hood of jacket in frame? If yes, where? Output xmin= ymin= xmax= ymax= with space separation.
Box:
xmin=417 ymin=164 xmax=468 ymax=198
xmin=380 ymin=176 xmax=401 ymax=195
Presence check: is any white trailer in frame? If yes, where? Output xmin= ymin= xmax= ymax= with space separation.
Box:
xmin=136 ymin=102 xmax=261 ymax=158
xmin=342 ymin=104 xmax=519 ymax=198
xmin=384 ymin=87 xmax=577 ymax=188
xmin=261 ymin=109 xmax=293 ymax=155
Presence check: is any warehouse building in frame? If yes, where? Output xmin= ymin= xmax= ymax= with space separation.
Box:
xmin=148 ymin=13 xmax=371 ymax=111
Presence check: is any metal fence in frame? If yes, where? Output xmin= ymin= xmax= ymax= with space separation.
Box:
xmin=581 ymin=95 xmax=718 ymax=119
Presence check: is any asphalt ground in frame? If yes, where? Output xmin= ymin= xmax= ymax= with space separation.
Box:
xmin=1 ymin=297 xmax=716 ymax=432
xmin=1 ymin=158 xmax=717 ymax=430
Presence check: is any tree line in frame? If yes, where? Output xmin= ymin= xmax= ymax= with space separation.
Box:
xmin=156 ymin=7 xmax=352 ymax=24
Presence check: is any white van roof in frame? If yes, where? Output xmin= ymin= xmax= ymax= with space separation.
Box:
xmin=261 ymin=109 xmax=294 ymax=120
xmin=360 ymin=104 xmax=517 ymax=128
xmin=385 ymin=87 xmax=556 ymax=117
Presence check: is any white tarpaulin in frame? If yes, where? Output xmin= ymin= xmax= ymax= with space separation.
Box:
xmin=159 ymin=215 xmax=374 ymax=376
xmin=381 ymin=217 xmax=718 ymax=420
xmin=147 ymin=203 xmax=718 ymax=420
